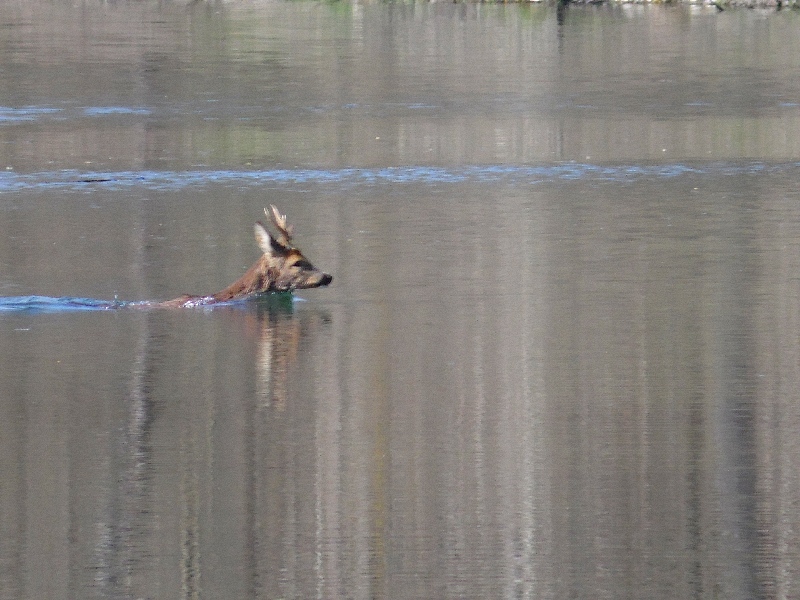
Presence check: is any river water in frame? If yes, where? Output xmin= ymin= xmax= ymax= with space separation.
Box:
xmin=2 ymin=2 xmax=800 ymax=599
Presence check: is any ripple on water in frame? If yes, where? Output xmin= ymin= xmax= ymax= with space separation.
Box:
xmin=0 ymin=162 xmax=793 ymax=193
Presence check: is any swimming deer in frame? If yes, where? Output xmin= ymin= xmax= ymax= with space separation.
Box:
xmin=157 ymin=205 xmax=332 ymax=308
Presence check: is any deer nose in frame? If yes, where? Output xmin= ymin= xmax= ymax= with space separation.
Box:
xmin=320 ymin=273 xmax=333 ymax=286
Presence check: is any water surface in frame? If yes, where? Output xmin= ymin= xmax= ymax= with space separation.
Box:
xmin=2 ymin=2 xmax=800 ymax=599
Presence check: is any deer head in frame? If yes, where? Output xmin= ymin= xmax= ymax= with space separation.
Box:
xmin=162 ymin=205 xmax=332 ymax=307
xmin=251 ymin=205 xmax=333 ymax=293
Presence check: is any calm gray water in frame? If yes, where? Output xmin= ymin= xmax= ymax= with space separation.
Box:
xmin=2 ymin=2 xmax=800 ymax=599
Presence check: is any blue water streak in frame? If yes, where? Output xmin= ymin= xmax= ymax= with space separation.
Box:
xmin=0 ymin=162 xmax=791 ymax=193
xmin=0 ymin=294 xmax=299 ymax=314
xmin=0 ymin=296 xmax=126 ymax=313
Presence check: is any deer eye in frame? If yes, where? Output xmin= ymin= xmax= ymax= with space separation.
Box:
xmin=292 ymin=259 xmax=314 ymax=270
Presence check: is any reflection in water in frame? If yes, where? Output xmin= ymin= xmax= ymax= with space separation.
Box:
xmin=248 ymin=296 xmax=331 ymax=410
xmin=93 ymin=310 xmax=156 ymax=599
xmin=3 ymin=174 xmax=800 ymax=598
xmin=73 ymin=299 xmax=332 ymax=600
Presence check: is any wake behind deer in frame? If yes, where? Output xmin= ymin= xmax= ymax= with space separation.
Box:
xmin=0 ymin=206 xmax=332 ymax=312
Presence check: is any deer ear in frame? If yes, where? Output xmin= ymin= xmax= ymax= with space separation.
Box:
xmin=254 ymin=222 xmax=275 ymax=255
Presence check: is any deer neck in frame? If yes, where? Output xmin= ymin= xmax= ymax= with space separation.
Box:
xmin=211 ymin=257 xmax=273 ymax=303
